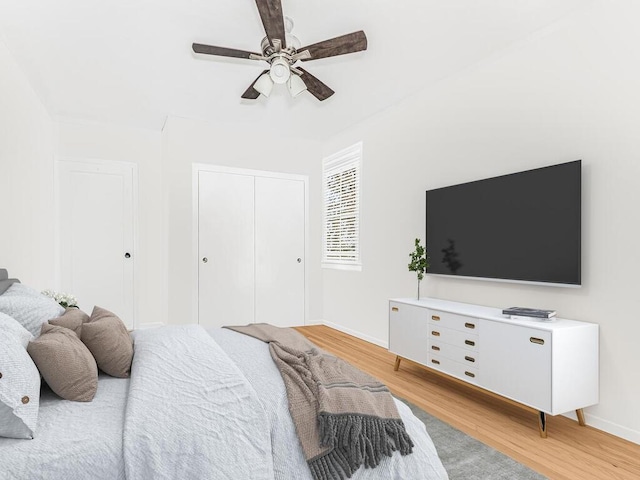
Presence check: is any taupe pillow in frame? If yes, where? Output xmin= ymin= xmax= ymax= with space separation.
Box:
xmin=27 ymin=323 xmax=98 ymax=402
xmin=48 ymin=307 xmax=90 ymax=338
xmin=82 ymin=306 xmax=133 ymax=378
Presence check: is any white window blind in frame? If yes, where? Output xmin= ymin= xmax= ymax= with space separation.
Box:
xmin=322 ymin=142 xmax=362 ymax=269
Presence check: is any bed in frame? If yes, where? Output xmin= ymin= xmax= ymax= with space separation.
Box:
xmin=0 ymin=270 xmax=448 ymax=480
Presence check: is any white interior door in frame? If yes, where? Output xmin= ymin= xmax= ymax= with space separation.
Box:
xmin=198 ymin=171 xmax=255 ymax=327
xmin=58 ymin=160 xmax=136 ymax=328
xmin=255 ymin=176 xmax=305 ymax=326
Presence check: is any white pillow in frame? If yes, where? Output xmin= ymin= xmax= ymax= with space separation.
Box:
xmin=0 ymin=329 xmax=41 ymax=439
xmin=0 ymin=283 xmax=64 ymax=337
xmin=0 ymin=312 xmax=33 ymax=348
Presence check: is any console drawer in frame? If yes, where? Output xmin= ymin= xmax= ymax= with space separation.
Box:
xmin=429 ymin=325 xmax=479 ymax=352
xmin=430 ymin=341 xmax=479 ymax=366
xmin=428 ymin=353 xmax=479 ymax=385
xmin=428 ymin=310 xmax=479 ymax=334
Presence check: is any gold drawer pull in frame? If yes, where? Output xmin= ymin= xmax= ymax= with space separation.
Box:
xmin=464 ymin=356 xmax=476 ymax=363
xmin=465 ymin=340 xmax=475 ymax=346
xmin=431 ymin=359 xmax=440 ymax=365
xmin=431 ymin=315 xmax=440 ymax=321
xmin=431 ymin=345 xmax=440 ymax=351
xmin=391 ymin=306 xmax=399 ymax=312
xmin=465 ymin=371 xmax=475 ymax=378
xmin=530 ymin=337 xmax=545 ymax=345
xmin=431 ymin=331 xmax=440 ymax=337
xmin=464 ymin=322 xmax=476 ymax=329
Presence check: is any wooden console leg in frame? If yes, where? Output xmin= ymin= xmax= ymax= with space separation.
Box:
xmin=393 ymin=356 xmax=402 ymax=371
xmin=538 ymin=411 xmax=548 ymax=438
xmin=576 ymin=408 xmax=586 ymax=426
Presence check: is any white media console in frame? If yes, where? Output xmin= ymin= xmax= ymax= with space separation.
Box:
xmin=389 ymin=297 xmax=599 ymax=437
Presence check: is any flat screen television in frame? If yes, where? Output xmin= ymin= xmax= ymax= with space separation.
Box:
xmin=425 ymin=160 xmax=581 ymax=287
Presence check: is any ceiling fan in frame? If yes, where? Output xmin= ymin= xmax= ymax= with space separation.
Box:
xmin=192 ymin=0 xmax=367 ymax=101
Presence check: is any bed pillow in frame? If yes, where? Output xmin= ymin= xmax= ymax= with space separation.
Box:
xmin=49 ymin=307 xmax=90 ymax=338
xmin=0 ymin=312 xmax=33 ymax=348
xmin=0 ymin=283 xmax=65 ymax=338
xmin=27 ymin=323 xmax=98 ymax=402
xmin=2 ymin=282 xmax=42 ymax=298
xmin=82 ymin=306 xmax=133 ymax=378
xmin=0 ymin=329 xmax=41 ymax=439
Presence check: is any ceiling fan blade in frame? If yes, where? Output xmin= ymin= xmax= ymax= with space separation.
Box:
xmin=255 ymin=0 xmax=286 ymax=48
xmin=297 ymin=68 xmax=334 ymax=101
xmin=193 ymin=43 xmax=261 ymax=60
xmin=241 ymin=70 xmax=270 ymax=99
xmin=299 ymin=31 xmax=367 ymax=61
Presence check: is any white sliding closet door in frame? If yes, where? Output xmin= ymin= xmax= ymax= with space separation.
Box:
xmin=196 ymin=167 xmax=306 ymax=328
xmin=58 ymin=160 xmax=136 ymax=328
xmin=198 ymin=171 xmax=255 ymax=326
xmin=255 ymin=176 xmax=305 ymax=327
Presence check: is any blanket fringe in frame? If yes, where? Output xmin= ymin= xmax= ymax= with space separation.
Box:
xmin=309 ymin=413 xmax=414 ymax=480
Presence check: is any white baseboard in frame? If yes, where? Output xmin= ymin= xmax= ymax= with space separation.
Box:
xmin=321 ymin=320 xmax=389 ymax=349
xmin=137 ymin=322 xmax=164 ymax=330
xmin=304 ymin=319 xmax=323 ymax=326
xmin=563 ymin=411 xmax=640 ymax=445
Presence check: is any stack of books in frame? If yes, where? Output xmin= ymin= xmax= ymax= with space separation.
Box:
xmin=502 ymin=307 xmax=557 ymax=320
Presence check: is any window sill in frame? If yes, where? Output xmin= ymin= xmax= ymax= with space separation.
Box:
xmin=321 ymin=263 xmax=362 ymax=272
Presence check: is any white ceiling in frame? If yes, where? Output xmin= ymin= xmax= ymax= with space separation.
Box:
xmin=0 ymin=0 xmax=589 ymax=140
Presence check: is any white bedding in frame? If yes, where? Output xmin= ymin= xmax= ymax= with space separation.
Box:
xmin=0 ymin=375 xmax=128 ymax=480
xmin=210 ymin=327 xmax=449 ymax=480
xmin=124 ymin=325 xmax=274 ymax=480
xmin=0 ymin=326 xmax=448 ymax=480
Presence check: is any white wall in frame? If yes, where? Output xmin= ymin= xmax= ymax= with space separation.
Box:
xmin=0 ymin=39 xmax=55 ymax=289
xmin=321 ymin=0 xmax=640 ymax=443
xmin=162 ymin=116 xmax=323 ymax=325
xmin=55 ymin=120 xmax=164 ymax=327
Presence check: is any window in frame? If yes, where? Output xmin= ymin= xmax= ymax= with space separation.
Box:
xmin=322 ymin=142 xmax=362 ymax=270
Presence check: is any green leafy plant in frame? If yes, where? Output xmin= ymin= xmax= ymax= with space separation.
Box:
xmin=408 ymin=238 xmax=429 ymax=299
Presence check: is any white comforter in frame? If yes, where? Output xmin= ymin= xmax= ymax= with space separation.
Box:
xmin=0 ymin=325 xmax=448 ymax=480
xmin=124 ymin=325 xmax=274 ymax=480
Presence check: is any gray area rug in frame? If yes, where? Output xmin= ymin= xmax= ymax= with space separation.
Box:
xmin=399 ymin=398 xmax=548 ymax=480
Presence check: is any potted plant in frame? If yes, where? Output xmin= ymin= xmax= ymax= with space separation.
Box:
xmin=408 ymin=238 xmax=429 ymax=299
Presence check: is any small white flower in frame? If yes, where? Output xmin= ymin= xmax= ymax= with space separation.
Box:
xmin=41 ymin=290 xmax=77 ymax=308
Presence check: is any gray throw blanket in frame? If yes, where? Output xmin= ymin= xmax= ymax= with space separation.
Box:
xmin=225 ymin=324 xmax=413 ymax=480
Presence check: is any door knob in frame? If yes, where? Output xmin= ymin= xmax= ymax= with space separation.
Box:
xmin=297 ymin=258 xmax=302 ymax=263
xmin=124 ymin=252 xmax=131 ymax=259
xmin=202 ymin=257 xmax=208 ymax=263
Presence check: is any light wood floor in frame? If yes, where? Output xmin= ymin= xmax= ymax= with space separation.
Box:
xmin=295 ymin=325 xmax=640 ymax=480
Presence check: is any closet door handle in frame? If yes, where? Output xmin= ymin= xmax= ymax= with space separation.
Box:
xmin=202 ymin=257 xmax=208 ymax=263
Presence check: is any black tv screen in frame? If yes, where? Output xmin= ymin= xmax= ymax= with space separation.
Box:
xmin=426 ymin=160 xmax=581 ymax=286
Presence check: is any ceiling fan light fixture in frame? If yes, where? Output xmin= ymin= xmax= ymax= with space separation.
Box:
xmin=288 ymin=75 xmax=307 ymax=97
xmin=269 ymin=57 xmax=291 ymax=84
xmin=254 ymin=72 xmax=274 ymax=97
